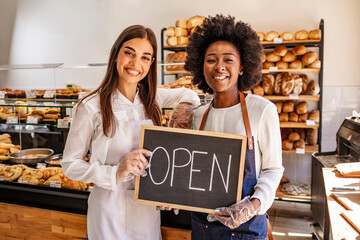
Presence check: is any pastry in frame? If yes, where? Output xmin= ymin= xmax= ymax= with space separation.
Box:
xmin=292 ymin=45 xmax=307 ymax=56
xmin=294 ymin=30 xmax=309 ymax=40
xmin=280 ymin=32 xmax=293 ymax=41
xmin=280 ymin=182 xmax=310 ymax=196
xmin=289 ymin=60 xmax=303 ymax=69
xmin=274 ymin=46 xmax=288 ymax=57
xmin=165 ymin=27 xmax=175 ymax=37
xmin=187 ymin=16 xmax=205 ymax=29
xmin=302 ymin=51 xmax=318 ymax=66
xmin=282 ymin=52 xmax=297 ymax=62
xmin=263 ymin=61 xmax=275 ymax=69
xmin=309 ymin=29 xmax=321 ymax=40
xmin=175 ymin=19 xmax=187 ymax=28
xmin=175 ymin=27 xmax=188 ymax=37
xmin=166 ymin=36 xmax=177 ymax=46
xmin=276 ymin=61 xmax=288 ymax=69
xmin=266 ymin=52 xmax=281 ymax=62
xmin=264 ymin=31 xmax=279 ymax=41
xmin=308 ymin=59 xmax=321 ymax=69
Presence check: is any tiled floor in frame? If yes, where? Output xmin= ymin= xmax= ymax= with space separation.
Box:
xmin=268 ymin=200 xmax=315 ymax=240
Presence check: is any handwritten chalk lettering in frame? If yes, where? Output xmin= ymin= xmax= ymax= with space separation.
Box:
xmin=149 ymin=147 xmax=232 ymax=193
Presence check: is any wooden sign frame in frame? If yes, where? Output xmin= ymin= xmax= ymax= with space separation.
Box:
xmin=134 ymin=125 xmax=247 ymax=214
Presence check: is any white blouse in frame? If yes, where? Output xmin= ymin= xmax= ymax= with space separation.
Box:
xmin=193 ymin=94 xmax=284 ymax=214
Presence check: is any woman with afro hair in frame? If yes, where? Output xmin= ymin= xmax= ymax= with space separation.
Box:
xmin=185 ymin=15 xmax=283 ymax=239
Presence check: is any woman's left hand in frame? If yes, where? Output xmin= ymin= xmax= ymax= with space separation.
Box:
xmin=169 ymin=102 xmax=194 ymax=129
xmin=207 ymin=196 xmax=258 ymax=229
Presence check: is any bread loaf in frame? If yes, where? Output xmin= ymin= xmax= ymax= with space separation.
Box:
xmin=283 ymin=100 xmax=295 ymax=113
xmin=276 ymin=61 xmax=288 ymax=69
xmin=281 ymin=72 xmax=294 ymax=96
xmin=275 ymin=102 xmax=283 ymax=114
xmin=292 ymin=75 xmax=303 ymax=95
xmin=274 ymin=73 xmax=283 ymax=95
xmin=309 ymin=29 xmax=321 ymax=40
xmin=308 ymin=110 xmax=320 ymax=123
xmin=294 ymin=30 xmax=309 ymax=40
xmin=289 ymin=132 xmax=301 ymax=142
xmin=261 ymin=52 xmax=266 ymax=63
xmin=189 ymin=27 xmax=197 ymax=36
xmin=165 ymin=27 xmax=175 ymax=37
xmin=274 ymin=46 xmax=288 ymax=57
xmin=302 ymin=51 xmax=318 ymax=66
xmin=306 ymin=128 xmax=318 ymax=145
xmin=279 ymin=113 xmax=289 ymax=122
xmin=308 ymin=59 xmax=321 ymax=69
xmin=298 ymin=113 xmax=309 ymax=122
xmin=175 ymin=27 xmax=188 ymax=37
xmin=282 ymin=139 xmax=293 ymax=150
xmin=252 ymin=85 xmax=264 ymax=96
xmin=281 ymin=128 xmax=293 ymax=141
xmin=266 ymin=52 xmax=281 ymax=62
xmin=257 ymin=32 xmax=265 ymax=41
xmin=292 ymin=45 xmax=307 ymax=56
xmin=289 ymin=60 xmax=303 ymax=69
xmin=263 ymin=61 xmax=275 ymax=69
xmin=289 ymin=112 xmax=299 ymax=122
xmin=176 ymin=19 xmax=188 ymax=28
xmin=280 ymin=32 xmax=293 ymax=41
xmin=300 ymin=74 xmax=308 ymax=95
xmin=264 ymin=31 xmax=279 ymax=41
xmin=307 ymin=80 xmax=320 ymax=95
xmin=177 ymin=36 xmax=189 ymax=45
xmin=296 ymin=101 xmax=309 ymax=114
xmin=262 ymin=74 xmax=275 ymax=95
xmin=166 ymin=36 xmax=177 ymax=46
xmin=295 ymin=128 xmax=306 ymax=140
xmin=294 ymin=139 xmax=306 ymax=149
xmin=187 ymin=16 xmax=205 ymax=29
xmin=282 ymin=52 xmax=297 ymax=62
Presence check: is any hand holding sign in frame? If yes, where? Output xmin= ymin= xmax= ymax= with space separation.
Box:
xmin=169 ymin=103 xmax=194 ymax=129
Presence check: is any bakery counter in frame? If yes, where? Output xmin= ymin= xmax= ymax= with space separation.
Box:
xmin=322 ymin=168 xmax=360 ymax=239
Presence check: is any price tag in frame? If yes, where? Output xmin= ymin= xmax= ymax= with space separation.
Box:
xmin=36 ymin=163 xmax=47 ymax=169
xmin=296 ymin=148 xmax=305 ymax=154
xmin=0 ymin=176 xmax=4 ymax=181
xmin=26 ymin=90 xmax=37 ymax=99
xmin=306 ymin=120 xmax=316 ymax=126
xmin=46 ymin=102 xmax=56 ymax=106
xmin=0 ymin=91 xmax=6 ymax=99
xmin=26 ymin=116 xmax=39 ymax=124
xmin=273 ymin=38 xmax=283 ymax=44
xmin=50 ymin=181 xmax=62 ymax=188
xmin=43 ymin=90 xmax=55 ymax=98
xmin=269 ymin=66 xmax=278 ymax=71
xmin=0 ymin=100 xmax=5 ymax=105
xmin=27 ymin=101 xmax=37 ymax=105
xmin=57 ymin=119 xmax=70 ymax=128
xmin=87 ymin=186 xmax=94 ymax=192
xmin=6 ymin=116 xmax=18 ymax=124
xmin=78 ymin=91 xmax=89 ymax=99
xmin=289 ymin=94 xmax=299 ymax=99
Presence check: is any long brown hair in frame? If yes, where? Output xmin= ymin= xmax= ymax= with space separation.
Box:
xmin=77 ymin=25 xmax=161 ymax=137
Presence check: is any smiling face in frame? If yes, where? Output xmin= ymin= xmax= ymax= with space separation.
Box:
xmin=116 ymin=38 xmax=154 ymax=88
xmin=203 ymin=41 xmax=242 ymax=95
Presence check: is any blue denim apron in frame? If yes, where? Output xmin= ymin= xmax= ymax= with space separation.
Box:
xmin=192 ymin=92 xmax=268 ymax=240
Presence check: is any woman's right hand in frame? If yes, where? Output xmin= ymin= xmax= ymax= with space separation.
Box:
xmin=116 ymin=149 xmax=152 ymax=181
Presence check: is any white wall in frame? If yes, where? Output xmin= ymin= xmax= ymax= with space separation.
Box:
xmin=0 ymin=0 xmax=17 ymax=65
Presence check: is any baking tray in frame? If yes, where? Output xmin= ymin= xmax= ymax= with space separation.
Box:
xmin=9 ymin=148 xmax=54 ymax=165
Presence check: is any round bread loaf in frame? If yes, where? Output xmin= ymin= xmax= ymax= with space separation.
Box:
xmin=257 ymin=32 xmax=265 ymax=41
xmin=283 ymin=100 xmax=295 ymax=113
xmin=279 ymin=113 xmax=289 ymax=122
xmin=276 ymin=61 xmax=288 ymax=69
xmin=292 ymin=45 xmax=307 ymax=56
xmin=309 ymin=29 xmax=321 ymax=40
xmin=289 ymin=112 xmax=299 ymax=122
xmin=281 ymin=72 xmax=295 ymax=96
xmin=274 ymin=102 xmax=283 ymax=114
xmin=282 ymin=52 xmax=297 ymax=62
xmin=266 ymin=52 xmax=281 ymax=62
xmin=187 ymin=16 xmax=205 ymax=29
xmin=308 ymin=109 xmax=320 ymax=123
xmin=176 ymin=19 xmax=188 ymax=28
xmin=175 ymin=27 xmax=188 ymax=37
xmin=281 ymin=128 xmax=293 ymax=141
xmin=280 ymin=31 xmax=293 ymax=41
xmin=298 ymin=113 xmax=309 ymax=122
xmin=307 ymin=80 xmax=320 ymax=95
xmin=177 ymin=36 xmax=189 ymax=45
xmin=302 ymin=51 xmax=318 ymax=66
xmin=289 ymin=60 xmax=303 ymax=69
xmin=295 ymin=128 xmax=306 ymax=140
xmin=308 ymin=59 xmax=321 ymax=69
xmin=294 ymin=30 xmax=309 ymax=40
xmin=263 ymin=61 xmax=275 ymax=69
xmin=294 ymin=139 xmax=306 ymax=149
xmin=282 ymin=139 xmax=293 ymax=150
xmin=264 ymin=31 xmax=279 ymax=41
xmin=296 ymin=101 xmax=309 ymax=114
xmin=166 ymin=36 xmax=177 ymax=46
xmin=289 ymin=132 xmax=301 ymax=142
xmin=252 ymin=85 xmax=264 ymax=96
xmin=274 ymin=46 xmax=288 ymax=57
xmin=166 ymin=27 xmax=175 ymax=37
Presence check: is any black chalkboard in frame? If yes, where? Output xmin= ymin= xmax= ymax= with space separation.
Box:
xmin=135 ymin=125 xmax=247 ymax=214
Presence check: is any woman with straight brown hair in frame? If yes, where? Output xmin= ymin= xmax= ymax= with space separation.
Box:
xmin=61 ymin=25 xmax=199 ymax=240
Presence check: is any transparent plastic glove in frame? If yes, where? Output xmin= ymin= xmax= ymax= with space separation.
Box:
xmin=116 ymin=149 xmax=152 ymax=182
xmin=169 ymin=103 xmax=194 ymax=129
xmin=156 ymin=206 xmax=179 ymax=215
xmin=207 ymin=196 xmax=257 ymax=229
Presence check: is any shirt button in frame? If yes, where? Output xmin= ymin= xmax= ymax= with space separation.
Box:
xmin=231 ymin=233 xmax=234 ymax=236
xmin=205 ymin=225 xmax=208 ymax=229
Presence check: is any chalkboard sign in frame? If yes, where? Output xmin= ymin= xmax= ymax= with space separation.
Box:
xmin=134 ymin=125 xmax=247 ymax=214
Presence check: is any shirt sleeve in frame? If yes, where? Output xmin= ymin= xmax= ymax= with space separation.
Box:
xmin=156 ymin=87 xmax=200 ymax=108
xmin=252 ymin=103 xmax=284 ymax=214
xmin=61 ymin=100 xmax=118 ymax=191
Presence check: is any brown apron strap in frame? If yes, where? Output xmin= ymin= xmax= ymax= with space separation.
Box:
xmin=267 ymin=213 xmax=273 ymax=240
xmin=199 ymin=92 xmax=253 ymax=150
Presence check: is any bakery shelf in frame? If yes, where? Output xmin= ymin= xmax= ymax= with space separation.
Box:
xmin=262 ymin=68 xmax=320 ymax=73
xmin=282 ymin=144 xmax=319 ymax=154
xmin=163 ymin=45 xmax=187 ymax=51
xmin=261 ymin=39 xmax=321 ymax=48
xmin=0 ymin=63 xmax=63 ymax=70
xmin=280 ymin=122 xmax=319 ymax=129
xmin=264 ymin=95 xmax=320 ymax=101
xmin=0 ymin=99 xmax=77 ymax=108
xmin=275 ymin=189 xmax=311 ymax=202
xmin=164 ymin=70 xmax=190 ymax=75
